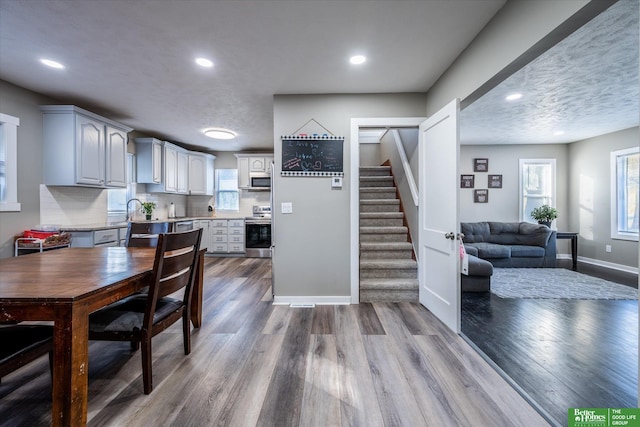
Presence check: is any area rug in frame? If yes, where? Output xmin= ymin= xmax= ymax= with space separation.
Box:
xmin=491 ymin=268 xmax=638 ymax=299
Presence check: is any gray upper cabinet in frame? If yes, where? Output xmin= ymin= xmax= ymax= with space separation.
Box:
xmin=41 ymin=105 xmax=132 ymax=188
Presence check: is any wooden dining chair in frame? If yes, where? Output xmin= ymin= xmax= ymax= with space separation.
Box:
xmin=0 ymin=324 xmax=53 ymax=384
xmin=88 ymin=228 xmax=202 ymax=394
xmin=125 ymin=222 xmax=170 ymax=247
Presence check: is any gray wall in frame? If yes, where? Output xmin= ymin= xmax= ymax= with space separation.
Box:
xmin=427 ymin=0 xmax=590 ymax=114
xmin=568 ymin=127 xmax=639 ymax=267
xmin=0 ymin=81 xmax=57 ymax=258
xmin=272 ymin=93 xmax=426 ymax=298
xmin=459 ymin=144 xmax=569 ymax=229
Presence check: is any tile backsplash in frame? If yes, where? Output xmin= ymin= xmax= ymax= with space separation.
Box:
xmin=40 ymin=185 xmax=108 ymax=226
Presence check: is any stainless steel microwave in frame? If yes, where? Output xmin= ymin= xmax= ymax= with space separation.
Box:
xmin=250 ymin=175 xmax=271 ymax=188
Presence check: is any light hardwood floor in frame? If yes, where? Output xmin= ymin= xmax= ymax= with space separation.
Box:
xmin=0 ymin=257 xmax=549 ymax=426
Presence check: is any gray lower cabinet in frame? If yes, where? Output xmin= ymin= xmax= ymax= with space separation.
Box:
xmin=68 ymin=228 xmax=123 ymax=247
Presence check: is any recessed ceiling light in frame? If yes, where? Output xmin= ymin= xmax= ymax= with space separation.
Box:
xmin=505 ymin=93 xmax=523 ymax=101
xmin=40 ymin=58 xmax=65 ymax=69
xmin=195 ymin=57 xmax=214 ymax=68
xmin=204 ymin=128 xmax=236 ymax=139
xmin=553 ymin=130 xmax=565 ymax=136
xmin=350 ymin=55 xmax=367 ymax=65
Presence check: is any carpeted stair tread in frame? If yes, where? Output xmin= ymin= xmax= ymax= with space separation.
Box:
xmin=360 ymin=199 xmax=400 ymax=205
xmin=360 ymin=259 xmax=417 ymax=269
xmin=360 ymin=226 xmax=408 ymax=234
xmin=360 ymin=166 xmax=391 ymax=176
xmin=360 ymin=278 xmax=418 ymax=290
xmin=360 ymin=212 xmax=404 ymax=219
xmin=360 ymin=242 xmax=413 ymax=250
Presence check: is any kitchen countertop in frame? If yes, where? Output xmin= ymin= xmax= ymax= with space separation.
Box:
xmin=59 ymin=216 xmax=246 ymax=232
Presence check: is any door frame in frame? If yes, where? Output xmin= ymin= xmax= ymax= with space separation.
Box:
xmin=349 ymin=117 xmax=426 ymax=304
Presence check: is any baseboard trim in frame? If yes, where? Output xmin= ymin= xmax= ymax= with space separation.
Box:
xmin=556 ymin=253 xmax=638 ymax=274
xmin=580 ymin=256 xmax=637 ymax=274
xmin=273 ymin=295 xmax=351 ymax=306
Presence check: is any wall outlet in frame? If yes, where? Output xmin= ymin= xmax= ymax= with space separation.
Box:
xmin=605 ymin=245 xmax=612 ymax=253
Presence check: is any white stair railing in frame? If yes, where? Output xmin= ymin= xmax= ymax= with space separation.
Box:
xmin=392 ymin=129 xmax=419 ymax=206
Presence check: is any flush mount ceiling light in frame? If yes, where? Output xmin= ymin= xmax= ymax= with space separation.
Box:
xmin=505 ymin=93 xmax=523 ymax=101
xmin=195 ymin=57 xmax=214 ymax=68
xmin=204 ymin=128 xmax=236 ymax=139
xmin=349 ymin=55 xmax=367 ymax=65
xmin=40 ymin=58 xmax=65 ymax=69
xmin=553 ymin=130 xmax=565 ymax=136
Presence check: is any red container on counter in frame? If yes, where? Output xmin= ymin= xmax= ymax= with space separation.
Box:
xmin=23 ymin=230 xmax=57 ymax=239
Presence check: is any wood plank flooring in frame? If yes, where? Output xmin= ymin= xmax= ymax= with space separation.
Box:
xmin=0 ymin=256 xmax=549 ymax=426
xmin=462 ymin=261 xmax=638 ymax=427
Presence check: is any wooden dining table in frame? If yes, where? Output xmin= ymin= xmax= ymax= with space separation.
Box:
xmin=0 ymin=246 xmax=205 ymax=426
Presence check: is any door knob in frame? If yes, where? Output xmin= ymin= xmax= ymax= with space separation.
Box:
xmin=444 ymin=232 xmax=455 ymax=240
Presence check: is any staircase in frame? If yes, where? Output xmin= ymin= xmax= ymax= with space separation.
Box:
xmin=359 ymin=166 xmax=418 ymax=302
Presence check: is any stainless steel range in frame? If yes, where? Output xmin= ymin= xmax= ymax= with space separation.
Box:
xmin=245 ymin=205 xmax=272 ymax=258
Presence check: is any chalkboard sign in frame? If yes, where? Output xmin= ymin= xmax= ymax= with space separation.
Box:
xmin=281 ymin=136 xmax=344 ymax=176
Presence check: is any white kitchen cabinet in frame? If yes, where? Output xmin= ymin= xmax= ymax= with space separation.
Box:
xmin=41 ymin=105 xmax=132 ymax=188
xmin=207 ymin=219 xmax=245 ymax=254
xmin=193 ymin=220 xmax=210 ymax=252
xmin=188 ymin=153 xmax=215 ymax=195
xmin=235 ymin=153 xmax=273 ymax=189
xmin=135 ymin=138 xmax=163 ymax=184
xmin=177 ymin=149 xmax=189 ymax=194
xmin=236 ymin=156 xmax=250 ymax=189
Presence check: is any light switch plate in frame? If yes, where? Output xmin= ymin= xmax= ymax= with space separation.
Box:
xmin=281 ymin=202 xmax=293 ymax=214
xmin=331 ymin=177 xmax=343 ymax=188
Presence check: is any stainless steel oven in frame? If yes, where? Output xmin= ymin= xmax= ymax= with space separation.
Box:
xmin=245 ymin=219 xmax=271 ymax=258
xmin=245 ymin=205 xmax=271 ymax=257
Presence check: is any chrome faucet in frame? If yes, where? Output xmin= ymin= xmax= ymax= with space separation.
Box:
xmin=126 ymin=198 xmax=142 ymax=221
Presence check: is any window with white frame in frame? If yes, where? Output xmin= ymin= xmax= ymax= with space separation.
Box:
xmin=0 ymin=113 xmax=21 ymax=212
xmin=610 ymin=147 xmax=639 ymax=241
xmin=519 ymin=159 xmax=556 ymax=223
xmin=215 ymin=169 xmax=239 ymax=211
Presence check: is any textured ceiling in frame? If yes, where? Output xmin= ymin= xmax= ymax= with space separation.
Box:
xmin=0 ymin=0 xmax=505 ymax=152
xmin=460 ymin=0 xmax=639 ymax=145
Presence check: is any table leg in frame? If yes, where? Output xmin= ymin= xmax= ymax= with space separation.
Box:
xmin=571 ymin=236 xmax=578 ymax=271
xmin=52 ymin=304 xmax=89 ymax=427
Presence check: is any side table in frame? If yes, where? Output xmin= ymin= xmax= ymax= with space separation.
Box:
xmin=556 ymin=232 xmax=578 ymax=270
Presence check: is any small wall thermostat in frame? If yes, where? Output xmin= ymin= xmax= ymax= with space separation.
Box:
xmin=331 ymin=176 xmax=343 ymax=188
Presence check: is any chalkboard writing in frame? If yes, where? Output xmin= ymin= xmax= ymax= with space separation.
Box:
xmin=281 ymin=138 xmax=344 ymax=175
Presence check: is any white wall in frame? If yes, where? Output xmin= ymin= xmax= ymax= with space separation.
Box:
xmin=272 ymin=93 xmax=426 ymax=300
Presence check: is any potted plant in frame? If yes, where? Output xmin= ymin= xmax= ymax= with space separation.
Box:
xmin=141 ymin=202 xmax=156 ymax=220
xmin=531 ymin=205 xmax=558 ymax=227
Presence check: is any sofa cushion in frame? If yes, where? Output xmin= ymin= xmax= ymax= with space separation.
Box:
xmin=467 ymin=254 xmax=493 ymax=276
xmin=487 ymin=221 xmax=552 ymax=247
xmin=464 ymin=245 xmax=478 ymax=257
xmin=460 ymin=222 xmax=490 ymax=243
xmin=469 ymin=242 xmax=511 ymax=259
xmin=510 ymin=245 xmax=546 ymax=258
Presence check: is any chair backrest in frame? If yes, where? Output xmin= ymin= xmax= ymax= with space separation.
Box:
xmin=125 ymin=222 xmax=170 ymax=247
xmin=143 ymin=228 xmax=203 ymax=328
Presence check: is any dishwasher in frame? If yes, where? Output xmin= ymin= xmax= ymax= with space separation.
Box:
xmin=173 ymin=220 xmax=194 ymax=232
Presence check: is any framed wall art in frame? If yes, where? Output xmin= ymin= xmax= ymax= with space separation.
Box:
xmin=474 ymin=189 xmax=489 ymax=203
xmin=473 ymin=158 xmax=489 ymax=172
xmin=488 ymin=174 xmax=502 ymax=188
xmin=460 ymin=174 xmax=475 ymax=188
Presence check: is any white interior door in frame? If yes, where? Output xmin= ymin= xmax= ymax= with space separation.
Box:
xmin=418 ymin=99 xmax=460 ymax=333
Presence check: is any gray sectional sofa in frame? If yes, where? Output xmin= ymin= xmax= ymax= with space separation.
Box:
xmin=461 ymin=221 xmax=557 ymax=268
xmin=460 ymin=221 xmax=557 ymax=292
